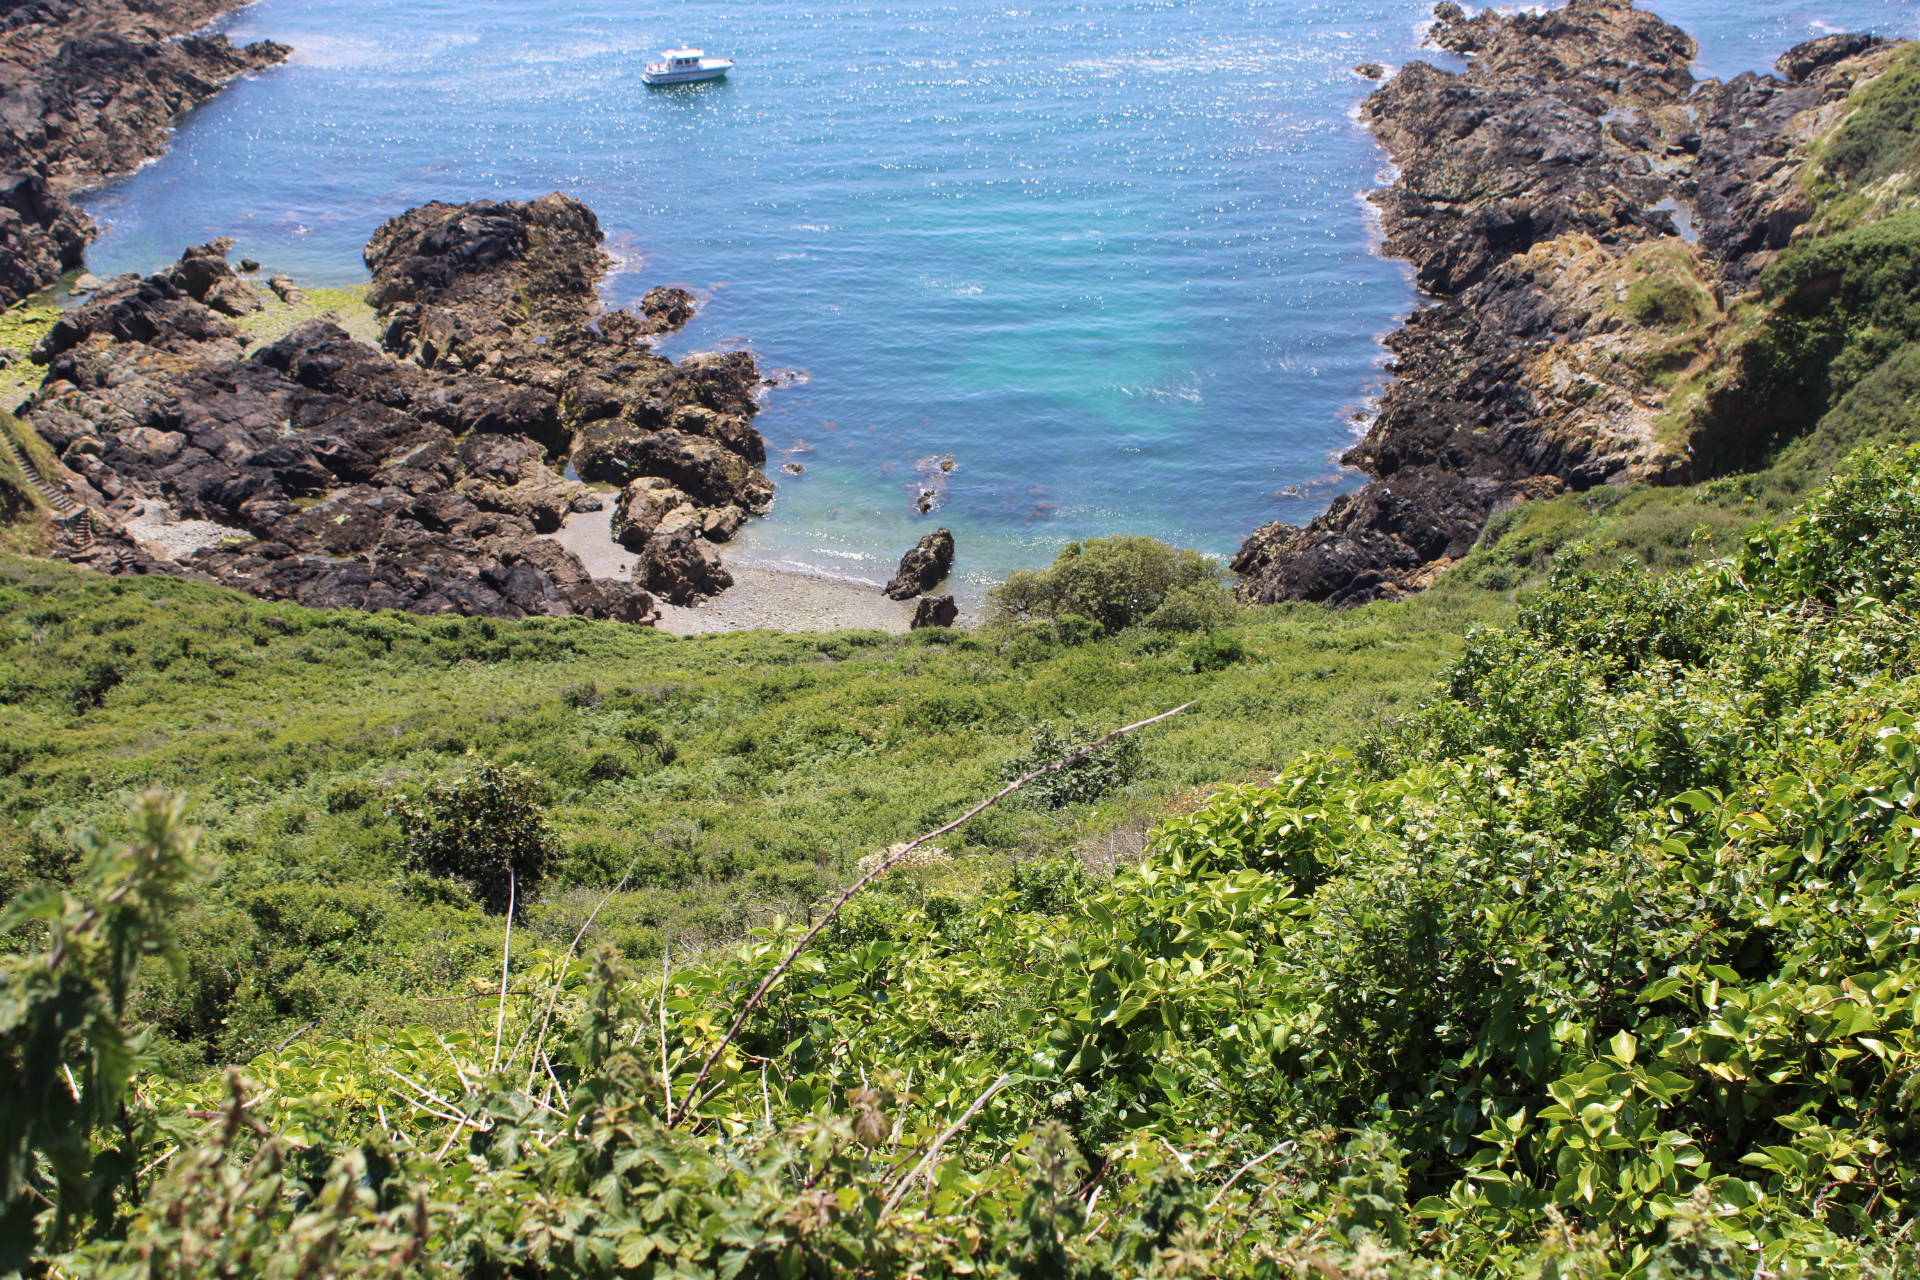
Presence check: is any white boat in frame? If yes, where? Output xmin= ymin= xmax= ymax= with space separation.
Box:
xmin=642 ymin=48 xmax=734 ymax=86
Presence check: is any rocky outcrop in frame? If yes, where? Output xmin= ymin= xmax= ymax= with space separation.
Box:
xmin=1233 ymin=0 xmax=1902 ymax=607
xmin=360 ymin=195 xmax=774 ymax=577
xmin=0 ymin=0 xmax=290 ymax=306
xmin=0 ymin=172 xmax=90 ymax=305
xmin=169 ymin=238 xmax=263 ymax=315
xmin=911 ymin=595 xmax=958 ymax=629
xmin=638 ymin=526 xmax=733 ymax=605
xmin=884 ymin=528 xmax=955 ymax=601
xmin=16 ymin=242 xmax=654 ymax=625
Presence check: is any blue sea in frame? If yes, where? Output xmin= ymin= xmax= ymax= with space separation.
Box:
xmin=80 ymin=0 xmax=1915 ymax=597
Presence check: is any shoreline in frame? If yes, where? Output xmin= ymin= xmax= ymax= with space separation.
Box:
xmin=1231 ymin=2 xmax=1904 ymax=609
xmin=542 ymin=507 xmax=928 ymax=635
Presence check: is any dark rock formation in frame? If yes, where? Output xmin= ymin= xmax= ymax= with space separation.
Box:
xmin=640 ymin=285 xmax=697 ymax=333
xmin=1233 ymin=0 xmax=1899 ymax=607
xmin=33 ymin=270 xmax=240 ymax=360
xmin=911 ymin=595 xmax=958 ymax=630
xmin=0 ymin=172 xmax=89 ymax=304
xmin=16 ymin=241 xmax=661 ymax=624
xmin=884 ymin=528 xmax=955 ymax=601
xmin=638 ymin=526 xmax=733 ymax=604
xmin=169 ymin=238 xmax=262 ymax=315
xmin=0 ymin=0 xmax=290 ymax=306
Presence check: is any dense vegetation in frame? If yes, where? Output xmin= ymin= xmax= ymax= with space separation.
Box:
xmin=6 ymin=442 xmax=1920 ymax=1277
xmin=0 ymin=556 xmax=1493 ymax=1072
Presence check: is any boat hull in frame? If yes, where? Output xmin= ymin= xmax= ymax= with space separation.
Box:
xmin=642 ymin=63 xmax=731 ymax=86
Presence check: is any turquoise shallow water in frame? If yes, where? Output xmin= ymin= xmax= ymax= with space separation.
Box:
xmin=80 ymin=0 xmax=1914 ymax=596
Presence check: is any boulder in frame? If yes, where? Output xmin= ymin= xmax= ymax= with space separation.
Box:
xmin=911 ymin=595 xmax=958 ymax=629
xmin=611 ymin=475 xmax=695 ymax=549
xmin=638 ymin=525 xmax=733 ymax=604
xmin=884 ymin=528 xmax=955 ymax=600
xmin=579 ymin=424 xmax=773 ymax=510
xmin=170 ymin=239 xmax=263 ymax=315
xmin=640 ymin=285 xmax=697 ymax=332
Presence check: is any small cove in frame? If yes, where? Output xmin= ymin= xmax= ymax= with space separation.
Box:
xmin=78 ymin=0 xmax=1915 ymax=600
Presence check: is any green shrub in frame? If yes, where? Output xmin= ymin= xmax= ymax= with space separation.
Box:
xmin=1181 ymin=632 xmax=1246 ymax=673
xmin=1624 ymin=275 xmax=1703 ymax=328
xmin=1000 ymin=723 xmax=1142 ymax=809
xmin=387 ymin=755 xmax=557 ymax=914
xmin=986 ymin=535 xmax=1230 ymax=633
xmin=1816 ymin=43 xmax=1920 ymax=191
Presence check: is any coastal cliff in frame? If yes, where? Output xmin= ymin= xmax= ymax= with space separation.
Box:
xmin=1234 ymin=0 xmax=1906 ymax=606
xmin=0 ymin=0 xmax=288 ymax=307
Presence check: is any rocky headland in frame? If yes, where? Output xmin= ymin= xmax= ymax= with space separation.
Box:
xmin=11 ymin=193 xmax=780 ymax=623
xmin=1233 ymin=0 xmax=1902 ymax=607
xmin=0 ymin=0 xmax=288 ymax=307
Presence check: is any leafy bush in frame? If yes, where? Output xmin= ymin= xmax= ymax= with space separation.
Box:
xmin=387 ymin=755 xmax=558 ymax=914
xmin=986 ymin=536 xmax=1233 ymax=633
xmin=1181 ymin=632 xmax=1246 ymax=673
xmin=1816 ymin=43 xmax=1920 ymax=191
xmin=1000 ymin=723 xmax=1142 ymax=809
xmin=1624 ymin=274 xmax=1704 ymax=328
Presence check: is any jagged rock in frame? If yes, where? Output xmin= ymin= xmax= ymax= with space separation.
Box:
xmin=581 ymin=425 xmax=773 ymax=510
xmin=239 ymin=258 xmax=260 ymax=273
xmin=364 ymin=194 xmax=607 ymax=359
xmin=268 ymin=274 xmax=305 ymax=304
xmin=456 ymin=473 xmax=580 ymax=534
xmin=640 ymin=285 xmax=696 ymax=332
xmin=702 ymin=504 xmax=743 ymax=542
xmin=1775 ymin=32 xmax=1884 ymax=83
xmin=257 ymin=320 xmax=565 ymax=452
xmin=611 ymin=476 xmax=695 ymax=549
xmin=665 ymin=403 xmax=766 ymax=464
xmin=638 ymin=525 xmax=733 ymax=604
xmin=0 ymin=172 xmax=93 ymax=307
xmin=884 ymin=528 xmax=955 ymax=600
xmin=170 ymin=239 xmax=263 ymax=315
xmin=33 ymin=272 xmax=240 ymax=361
xmin=911 ymin=595 xmax=958 ymax=629
xmin=1354 ymin=63 xmax=1384 ymax=79
xmin=0 ymin=0 xmax=290 ymax=307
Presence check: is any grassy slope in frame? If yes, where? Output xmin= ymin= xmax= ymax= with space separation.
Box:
xmin=0 ymin=555 xmax=1503 ymax=1065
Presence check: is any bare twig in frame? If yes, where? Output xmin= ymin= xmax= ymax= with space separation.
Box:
xmin=274 ymin=1018 xmax=319 ymax=1053
xmin=668 ymin=702 xmax=1193 ymax=1125
xmin=1205 ymin=1141 xmax=1290 ymax=1211
xmin=660 ymin=943 xmax=674 ymax=1117
xmin=491 ymin=870 xmax=515 ymax=1074
xmin=881 ymin=1074 xmax=1014 ymax=1217
xmin=518 ymin=858 xmax=641 ymax=1087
